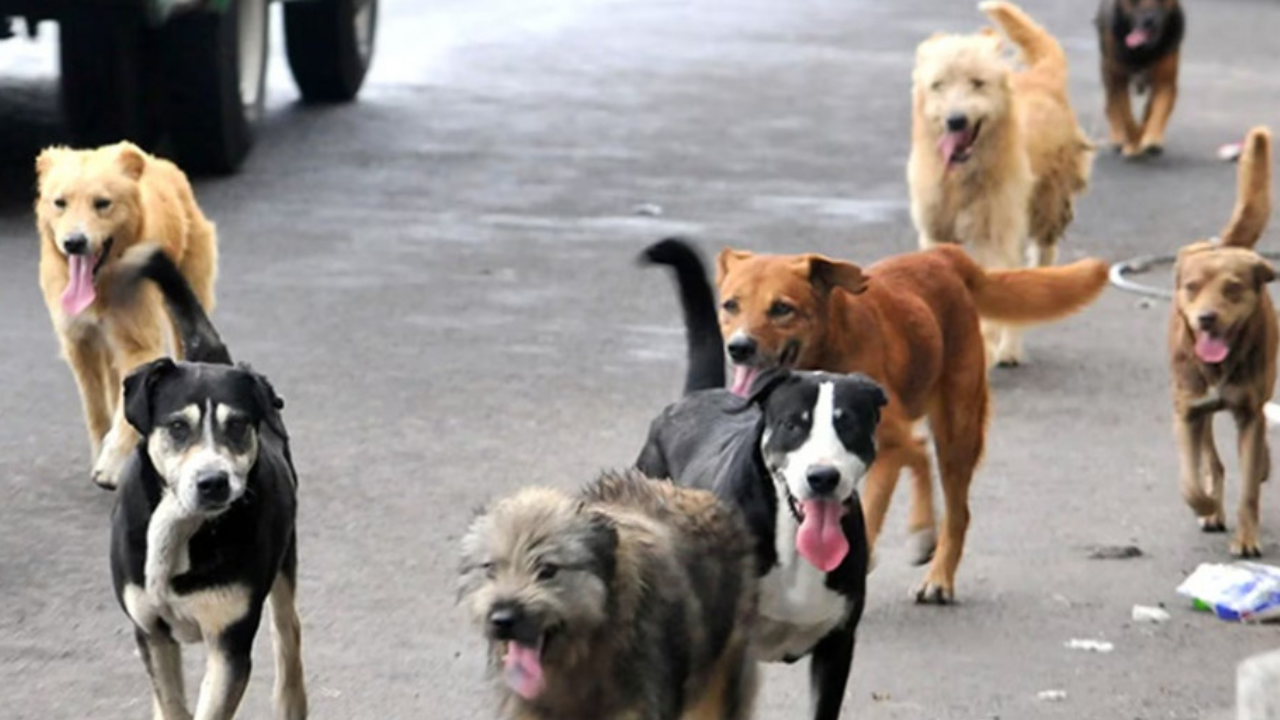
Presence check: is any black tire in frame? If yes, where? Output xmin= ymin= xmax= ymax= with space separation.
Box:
xmin=284 ymin=0 xmax=377 ymax=102
xmin=59 ymin=9 xmax=161 ymax=148
xmin=158 ymin=0 xmax=268 ymax=175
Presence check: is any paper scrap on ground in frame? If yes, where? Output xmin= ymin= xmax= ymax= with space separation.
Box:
xmin=1131 ymin=605 xmax=1171 ymax=624
xmin=1065 ymin=638 xmax=1114 ymax=653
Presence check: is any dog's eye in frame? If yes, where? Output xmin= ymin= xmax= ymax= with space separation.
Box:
xmin=767 ymin=301 xmax=794 ymax=318
xmin=481 ymin=561 xmax=497 ymax=579
xmin=1224 ymin=282 xmax=1245 ymax=301
xmin=1184 ymin=281 xmax=1201 ymax=295
xmin=536 ymin=563 xmax=559 ymax=581
xmin=971 ymin=78 xmax=986 ymax=90
xmin=224 ymin=417 xmax=250 ymax=442
xmin=930 ymin=80 xmax=943 ymax=91
xmin=722 ymin=298 xmax=740 ymax=315
xmin=93 ymin=198 xmax=112 ymax=211
xmin=167 ymin=419 xmax=191 ymax=442
xmin=53 ymin=198 xmax=66 ymax=210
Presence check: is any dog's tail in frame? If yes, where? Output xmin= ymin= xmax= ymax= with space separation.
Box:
xmin=941 ymin=246 xmax=1109 ymax=325
xmin=980 ymin=1 xmax=1067 ymax=74
xmin=118 ymin=243 xmax=231 ymax=365
xmin=1220 ymin=126 xmax=1273 ymax=249
xmin=639 ymin=238 xmax=725 ymax=395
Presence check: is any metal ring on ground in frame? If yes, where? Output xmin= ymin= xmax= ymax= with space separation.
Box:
xmin=1108 ymin=250 xmax=1280 ymax=301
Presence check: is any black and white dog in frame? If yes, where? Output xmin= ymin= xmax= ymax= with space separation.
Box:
xmin=635 ymin=238 xmax=885 ymax=720
xmin=110 ymin=245 xmax=306 ymax=720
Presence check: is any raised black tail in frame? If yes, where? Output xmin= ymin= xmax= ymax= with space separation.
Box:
xmin=120 ymin=244 xmax=231 ymax=365
xmin=639 ymin=237 xmax=724 ymax=394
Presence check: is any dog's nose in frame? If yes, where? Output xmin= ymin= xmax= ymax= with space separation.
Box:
xmin=726 ymin=336 xmax=758 ymax=363
xmin=945 ymin=114 xmax=968 ymax=132
xmin=806 ymin=466 xmax=841 ymax=495
xmin=196 ymin=471 xmax=230 ymax=504
xmin=1196 ymin=311 xmax=1218 ymax=330
xmin=488 ymin=605 xmax=522 ymax=640
xmin=62 ymin=234 xmax=89 ymax=256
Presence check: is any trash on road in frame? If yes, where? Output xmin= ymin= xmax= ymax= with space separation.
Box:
xmin=1037 ymin=689 xmax=1067 ymax=702
xmin=632 ymin=203 xmax=664 ymax=217
xmin=1064 ymin=638 xmax=1114 ymax=653
xmin=1176 ymin=562 xmax=1280 ymax=623
xmin=1131 ymin=604 xmax=1170 ymax=624
xmin=1218 ymin=142 xmax=1243 ymax=162
xmin=1086 ymin=544 xmax=1143 ymax=560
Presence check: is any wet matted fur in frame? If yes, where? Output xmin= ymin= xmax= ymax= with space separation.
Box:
xmin=714 ymin=243 xmax=1109 ymax=602
xmin=1096 ymin=0 xmax=1185 ymax=157
xmin=1169 ymin=127 xmax=1275 ymax=557
xmin=35 ymin=141 xmax=218 ymax=489
xmin=458 ymin=470 xmax=758 ymax=720
xmin=908 ymin=1 xmax=1093 ymax=366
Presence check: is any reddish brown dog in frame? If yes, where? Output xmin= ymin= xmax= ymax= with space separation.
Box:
xmin=1170 ymin=127 xmax=1275 ymax=557
xmin=717 ymin=245 xmax=1108 ymax=602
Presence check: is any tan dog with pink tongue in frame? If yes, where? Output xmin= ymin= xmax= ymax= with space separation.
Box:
xmin=35 ymin=142 xmax=217 ymax=489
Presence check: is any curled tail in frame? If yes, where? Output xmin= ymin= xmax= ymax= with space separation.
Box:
xmin=119 ymin=244 xmax=231 ymax=365
xmin=1220 ymin=126 xmax=1273 ymax=249
xmin=935 ymin=245 xmax=1108 ymax=325
xmin=639 ymin=238 xmax=725 ymax=394
xmin=980 ymin=1 xmax=1066 ymax=73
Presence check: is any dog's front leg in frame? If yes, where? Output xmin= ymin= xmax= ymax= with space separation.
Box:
xmin=61 ymin=333 xmax=115 ymax=461
xmin=137 ymin=628 xmax=191 ymax=720
xmin=94 ymin=311 xmax=169 ymax=488
xmin=193 ymin=616 xmax=261 ymax=720
xmin=1232 ymin=407 xmax=1267 ymax=557
xmin=808 ymin=618 xmax=859 ymax=720
xmin=269 ymin=570 xmax=308 ymax=720
xmin=1175 ymin=413 xmax=1219 ymax=523
xmin=1199 ymin=421 xmax=1227 ymax=530
xmin=1139 ymin=52 xmax=1179 ymax=155
xmin=1102 ymin=66 xmax=1140 ymax=156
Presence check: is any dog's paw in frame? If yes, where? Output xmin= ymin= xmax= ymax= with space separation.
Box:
xmin=1231 ymin=536 xmax=1262 ymax=558
xmin=1140 ymin=143 xmax=1164 ymax=157
xmin=867 ymin=549 xmax=879 ymax=574
xmin=995 ymin=357 xmax=1021 ymax=368
xmin=1120 ymin=143 xmax=1144 ymax=159
xmin=906 ymin=528 xmax=937 ymax=566
xmin=912 ymin=580 xmax=954 ymax=605
xmin=90 ymin=440 xmax=128 ymax=491
xmin=1198 ymin=515 xmax=1227 ymax=533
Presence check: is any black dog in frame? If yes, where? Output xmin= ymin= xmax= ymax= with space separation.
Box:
xmin=1096 ymin=0 xmax=1185 ymax=157
xmin=110 ymin=245 xmax=306 ymax=720
xmin=635 ymin=238 xmax=886 ymax=720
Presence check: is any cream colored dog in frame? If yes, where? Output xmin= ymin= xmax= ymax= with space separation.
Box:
xmin=35 ymin=142 xmax=217 ymax=489
xmin=908 ymin=1 xmax=1093 ymax=366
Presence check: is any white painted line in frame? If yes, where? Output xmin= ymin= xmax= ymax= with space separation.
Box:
xmin=1265 ymin=402 xmax=1280 ymax=427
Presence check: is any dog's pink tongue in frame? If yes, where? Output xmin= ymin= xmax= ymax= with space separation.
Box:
xmin=503 ymin=642 xmax=546 ymax=700
xmin=730 ymin=365 xmax=759 ymax=397
xmin=1125 ymin=28 xmax=1150 ymax=48
xmin=796 ymin=499 xmax=849 ymax=572
xmin=938 ymin=131 xmax=970 ymax=165
xmin=1195 ymin=334 xmax=1230 ymax=364
xmin=61 ymin=254 xmax=96 ymax=316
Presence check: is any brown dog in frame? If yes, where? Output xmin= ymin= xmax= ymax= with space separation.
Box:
xmin=1096 ymin=0 xmax=1185 ymax=157
xmin=717 ymin=245 xmax=1108 ymax=602
xmin=1170 ymin=127 xmax=1274 ymax=558
xmin=36 ymin=142 xmax=218 ymax=488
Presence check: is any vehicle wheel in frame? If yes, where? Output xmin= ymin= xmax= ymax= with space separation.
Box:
xmin=284 ymin=0 xmax=377 ymax=102
xmin=59 ymin=9 xmax=161 ymax=148
xmin=158 ymin=0 xmax=268 ymax=174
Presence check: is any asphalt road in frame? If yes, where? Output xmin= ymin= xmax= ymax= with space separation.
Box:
xmin=2 ymin=1 xmax=1280 ymax=718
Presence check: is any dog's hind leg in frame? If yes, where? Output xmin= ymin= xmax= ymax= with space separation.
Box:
xmin=137 ymin=629 xmax=191 ymax=720
xmin=1139 ymin=52 xmax=1179 ymax=155
xmin=269 ymin=551 xmax=308 ymax=720
xmin=193 ymin=613 xmax=261 ymax=720
xmin=1231 ymin=407 xmax=1267 ymax=557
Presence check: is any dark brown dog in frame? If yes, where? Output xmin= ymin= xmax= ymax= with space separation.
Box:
xmin=1170 ymin=127 xmax=1275 ymax=558
xmin=1095 ymin=0 xmax=1185 ymax=157
xmin=716 ymin=245 xmax=1109 ymax=602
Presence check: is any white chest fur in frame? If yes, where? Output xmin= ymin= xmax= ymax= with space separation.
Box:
xmin=754 ymin=506 xmax=849 ymax=662
xmin=124 ymin=495 xmax=250 ymax=644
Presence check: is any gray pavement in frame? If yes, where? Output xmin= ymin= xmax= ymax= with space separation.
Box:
xmin=2 ymin=1 xmax=1280 ymax=718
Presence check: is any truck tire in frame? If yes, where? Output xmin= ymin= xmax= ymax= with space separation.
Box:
xmin=284 ymin=0 xmax=377 ymax=102
xmin=159 ymin=0 xmax=268 ymax=174
xmin=59 ymin=9 xmax=160 ymax=148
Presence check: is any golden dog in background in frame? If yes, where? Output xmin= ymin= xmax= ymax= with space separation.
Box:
xmin=909 ymin=1 xmax=1093 ymax=366
xmin=36 ymin=142 xmax=217 ymax=489
xmin=1170 ymin=127 xmax=1275 ymax=558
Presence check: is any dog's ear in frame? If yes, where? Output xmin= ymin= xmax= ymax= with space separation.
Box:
xmin=117 ymin=144 xmax=146 ymax=181
xmin=35 ymin=146 xmax=69 ymax=181
xmin=717 ymin=247 xmax=753 ymax=284
xmin=1254 ymin=257 xmax=1277 ymax=288
xmin=741 ymin=368 xmax=792 ymax=408
xmin=805 ymin=255 xmax=868 ymax=296
xmin=238 ymin=363 xmax=288 ymax=440
xmin=123 ymin=357 xmax=178 ymax=435
xmin=582 ymin=511 xmax=619 ymax=583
